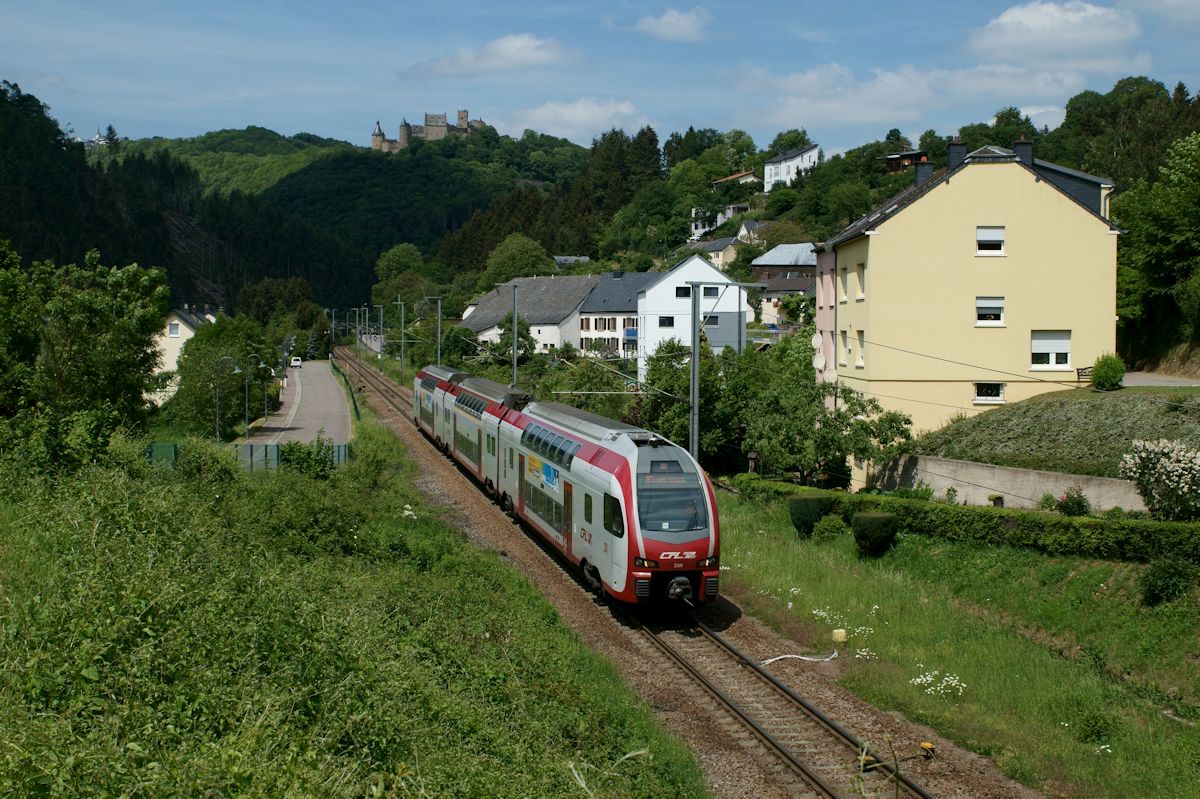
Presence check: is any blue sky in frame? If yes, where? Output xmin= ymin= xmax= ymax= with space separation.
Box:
xmin=3 ymin=1 xmax=1198 ymax=154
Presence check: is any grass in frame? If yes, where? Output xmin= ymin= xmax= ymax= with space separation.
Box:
xmin=913 ymin=386 xmax=1200 ymax=477
xmin=0 ymin=418 xmax=707 ymax=798
xmin=717 ymin=492 xmax=1200 ymax=799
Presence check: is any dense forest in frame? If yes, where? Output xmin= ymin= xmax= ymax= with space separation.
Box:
xmin=3 ymin=75 xmax=1200 ymax=363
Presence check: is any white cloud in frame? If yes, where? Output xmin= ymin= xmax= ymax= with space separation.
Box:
xmin=744 ymin=61 xmax=1090 ymax=131
xmin=1020 ymin=104 xmax=1068 ymax=129
xmin=968 ymin=2 xmax=1143 ymax=72
xmin=634 ymin=7 xmax=712 ymax=42
xmin=402 ymin=34 xmax=573 ymax=78
xmin=496 ymin=98 xmax=650 ymax=144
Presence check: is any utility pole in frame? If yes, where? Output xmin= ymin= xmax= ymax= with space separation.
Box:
xmin=377 ymin=303 xmax=384 ymax=359
xmin=425 ymin=296 xmax=443 ymax=365
xmin=689 ymin=282 xmax=700 ymax=460
xmin=394 ymin=296 xmax=405 ymax=381
xmin=511 ymin=283 xmax=519 ymax=387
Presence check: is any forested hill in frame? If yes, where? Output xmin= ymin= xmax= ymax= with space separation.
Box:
xmin=106 ymin=124 xmax=588 ymax=255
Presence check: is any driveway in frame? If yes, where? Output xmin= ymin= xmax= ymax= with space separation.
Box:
xmin=1123 ymin=371 xmax=1200 ymax=387
xmin=249 ymin=360 xmax=351 ymax=445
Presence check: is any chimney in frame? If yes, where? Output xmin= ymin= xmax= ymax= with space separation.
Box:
xmin=1012 ymin=136 xmax=1033 ymax=166
xmin=914 ymin=156 xmax=933 ymax=186
xmin=948 ymin=137 xmax=967 ymax=171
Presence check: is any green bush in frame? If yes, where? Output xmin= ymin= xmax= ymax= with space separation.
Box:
xmin=803 ymin=489 xmax=1200 ymax=564
xmin=1139 ymin=558 xmax=1199 ymax=606
xmin=812 ymin=513 xmax=849 ymax=541
xmin=789 ymin=494 xmax=836 ymax=537
xmin=279 ymin=434 xmax=338 ymax=480
xmin=731 ymin=472 xmax=793 ymax=503
xmin=1057 ymin=485 xmax=1092 ymax=517
xmin=1091 ymin=353 xmax=1125 ymax=392
xmin=852 ymin=511 xmax=897 ymax=556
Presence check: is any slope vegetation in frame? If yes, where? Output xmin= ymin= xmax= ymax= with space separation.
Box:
xmin=913 ymin=387 xmax=1200 ymax=477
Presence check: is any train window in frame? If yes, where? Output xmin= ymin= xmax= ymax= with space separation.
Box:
xmin=584 ymin=494 xmax=593 ymax=524
xmin=551 ymin=435 xmax=566 ymax=463
xmin=508 ymin=447 xmax=514 ymax=468
xmin=603 ymin=494 xmax=624 ymax=538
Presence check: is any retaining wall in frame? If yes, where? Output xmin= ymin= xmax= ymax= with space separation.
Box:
xmin=872 ymin=454 xmax=1146 ymax=512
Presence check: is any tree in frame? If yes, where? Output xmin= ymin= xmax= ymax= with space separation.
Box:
xmin=636 ymin=338 xmax=731 ymax=466
xmin=0 ymin=243 xmax=169 ymax=467
xmin=740 ymin=331 xmax=911 ymax=483
xmin=768 ymin=129 xmax=813 ymax=156
xmin=169 ymin=315 xmax=272 ymax=440
xmin=478 ymin=233 xmax=554 ymax=291
xmin=375 ymin=242 xmax=424 ymax=282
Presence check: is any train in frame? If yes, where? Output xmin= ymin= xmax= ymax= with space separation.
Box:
xmin=413 ymin=364 xmax=720 ymax=604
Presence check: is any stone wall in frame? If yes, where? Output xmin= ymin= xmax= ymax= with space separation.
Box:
xmin=872 ymin=454 xmax=1146 ymax=512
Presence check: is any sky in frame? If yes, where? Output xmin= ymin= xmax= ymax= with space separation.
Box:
xmin=3 ymin=1 xmax=1198 ymax=155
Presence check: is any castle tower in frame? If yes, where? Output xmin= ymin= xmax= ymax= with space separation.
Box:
xmin=457 ymin=109 xmax=469 ymax=130
xmin=371 ymin=121 xmax=385 ymax=152
xmin=398 ymin=118 xmax=411 ymax=148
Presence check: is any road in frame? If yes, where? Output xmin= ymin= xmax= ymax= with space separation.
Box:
xmin=248 ymin=360 xmax=351 ymax=445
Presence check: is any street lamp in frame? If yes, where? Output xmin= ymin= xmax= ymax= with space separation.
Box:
xmin=214 ymin=356 xmax=241 ymax=443
xmin=243 ymin=354 xmax=269 ymax=440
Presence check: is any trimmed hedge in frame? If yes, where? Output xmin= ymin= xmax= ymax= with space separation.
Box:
xmin=783 ymin=490 xmax=1200 ymax=564
xmin=789 ymin=494 xmax=836 ymax=537
xmin=852 ymin=512 xmax=897 ymax=556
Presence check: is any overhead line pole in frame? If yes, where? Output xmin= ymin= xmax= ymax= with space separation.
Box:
xmin=511 ymin=283 xmax=519 ymax=387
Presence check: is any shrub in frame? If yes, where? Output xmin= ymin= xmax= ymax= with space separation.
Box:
xmin=789 ymin=494 xmax=836 ymax=537
xmin=732 ymin=472 xmax=793 ymax=503
xmin=1075 ymin=709 xmax=1120 ymax=744
xmin=1039 ymin=493 xmax=1059 ymax=512
xmin=1119 ymin=439 xmax=1200 ymax=521
xmin=890 ymin=482 xmax=933 ymax=501
xmin=1090 ymin=353 xmax=1125 ymax=391
xmin=852 ymin=511 xmax=897 ymax=556
xmin=1057 ymin=485 xmax=1092 ymax=517
xmin=279 ymin=434 xmax=338 ymax=480
xmin=1139 ymin=558 xmax=1199 ymax=606
xmin=812 ymin=513 xmax=850 ymax=541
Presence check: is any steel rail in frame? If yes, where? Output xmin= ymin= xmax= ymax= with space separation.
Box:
xmin=693 ymin=618 xmax=937 ymax=799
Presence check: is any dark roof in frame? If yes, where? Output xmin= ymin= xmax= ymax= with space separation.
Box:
xmin=171 ymin=308 xmax=209 ymax=330
xmin=461 ymin=275 xmax=601 ymax=332
xmin=697 ymin=236 xmax=738 ymax=253
xmin=1033 ymin=158 xmax=1111 ymax=186
xmin=579 ymin=271 xmax=658 ymax=313
xmin=553 ymin=255 xmax=591 ymax=267
xmin=818 ymin=145 xmax=1116 ymax=252
xmin=763 ymin=276 xmax=815 ymax=294
xmin=764 ymin=144 xmax=819 ymax=165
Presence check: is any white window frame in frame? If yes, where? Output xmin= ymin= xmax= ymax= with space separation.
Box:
xmin=703 ymin=286 xmax=719 ymax=298
xmin=838 ymin=266 xmax=848 ymax=304
xmin=977 ymin=226 xmax=1005 ymax=256
xmin=855 ymin=263 xmax=865 ymax=300
xmin=856 ymin=330 xmax=865 ymax=368
xmin=703 ymin=315 xmax=719 ymax=327
xmin=839 ymin=331 xmax=849 ymax=366
xmin=975 ymin=297 xmax=1005 ymax=327
xmin=1031 ymin=330 xmax=1071 ymax=370
xmin=659 ymin=316 xmax=675 ymax=328
xmin=675 ymin=286 xmax=691 ymax=298
xmin=167 ymin=322 xmax=181 ymax=337
xmin=973 ymin=382 xmax=1006 ymax=404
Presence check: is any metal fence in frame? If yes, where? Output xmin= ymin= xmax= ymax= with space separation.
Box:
xmin=145 ymin=442 xmax=350 ymax=471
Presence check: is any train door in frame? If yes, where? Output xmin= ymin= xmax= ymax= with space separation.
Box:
xmin=563 ymin=481 xmax=573 ymax=557
xmin=477 ymin=429 xmax=483 ymax=479
xmin=517 ymin=453 xmax=526 ymax=515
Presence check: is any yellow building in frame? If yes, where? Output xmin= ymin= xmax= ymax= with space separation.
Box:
xmin=814 ymin=140 xmax=1117 ymax=434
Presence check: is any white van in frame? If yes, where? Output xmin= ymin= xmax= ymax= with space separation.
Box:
xmin=290 ymin=356 xmax=302 ymax=368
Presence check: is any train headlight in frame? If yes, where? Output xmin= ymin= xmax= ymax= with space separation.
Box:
xmin=634 ymin=557 xmax=659 ymax=569
xmin=697 ymin=556 xmax=718 ymax=568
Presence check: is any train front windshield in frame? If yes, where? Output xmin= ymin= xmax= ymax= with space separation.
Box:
xmin=637 ymin=468 xmax=708 ymax=533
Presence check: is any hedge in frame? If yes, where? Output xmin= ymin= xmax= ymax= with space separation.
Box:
xmin=782 ymin=489 xmax=1200 ymax=564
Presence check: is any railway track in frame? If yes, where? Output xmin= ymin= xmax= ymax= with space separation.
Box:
xmin=335 ymin=347 xmax=937 ymax=799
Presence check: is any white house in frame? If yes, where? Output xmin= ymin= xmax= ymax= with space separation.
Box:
xmin=461 ymin=275 xmax=601 ymax=353
xmin=150 ymin=307 xmax=213 ymax=404
xmin=577 ymin=271 xmax=658 ymax=357
xmin=763 ymin=145 xmax=819 ymax=192
xmin=635 ymin=255 xmax=755 ymax=381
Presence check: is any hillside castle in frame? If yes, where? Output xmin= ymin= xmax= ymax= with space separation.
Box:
xmin=371 ymin=110 xmax=486 ymax=152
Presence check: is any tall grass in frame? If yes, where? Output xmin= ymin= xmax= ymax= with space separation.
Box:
xmin=0 ymin=420 xmax=706 ymax=798
xmin=718 ymin=493 xmax=1200 ymax=799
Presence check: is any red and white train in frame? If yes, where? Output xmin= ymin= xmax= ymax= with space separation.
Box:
xmin=413 ymin=364 xmax=720 ymax=604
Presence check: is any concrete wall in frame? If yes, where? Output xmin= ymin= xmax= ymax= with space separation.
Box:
xmin=872 ymin=454 xmax=1146 ymax=512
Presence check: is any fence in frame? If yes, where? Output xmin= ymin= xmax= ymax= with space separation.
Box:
xmin=145 ymin=442 xmax=350 ymax=471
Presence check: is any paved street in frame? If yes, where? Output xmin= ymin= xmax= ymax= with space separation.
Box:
xmin=248 ymin=360 xmax=351 ymax=445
